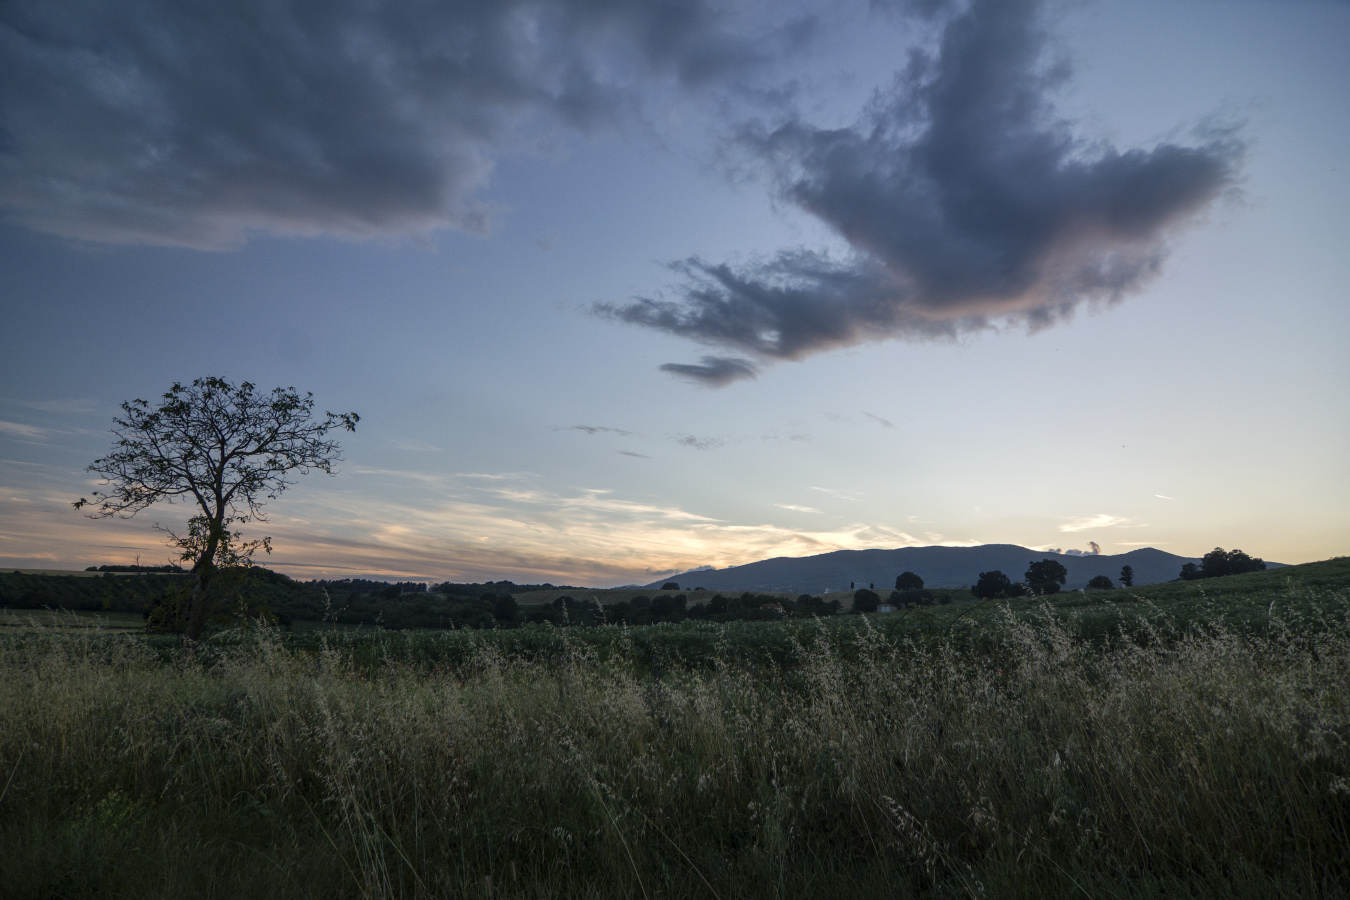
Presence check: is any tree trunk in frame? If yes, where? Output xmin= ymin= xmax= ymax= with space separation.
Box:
xmin=185 ymin=564 xmax=212 ymax=641
xmin=184 ymin=528 xmax=221 ymax=641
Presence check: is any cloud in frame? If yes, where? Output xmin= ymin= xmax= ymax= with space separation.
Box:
xmin=1155 ymin=494 xmax=1175 ymax=500
xmin=603 ymin=0 xmax=1243 ymax=383
xmin=255 ymin=480 xmax=927 ymax=584
xmin=0 ymin=421 xmax=49 ymax=440
xmin=7 ymin=398 xmax=95 ymax=415
xmin=1059 ymin=514 xmax=1131 ymax=533
xmin=659 ymin=356 xmax=759 ymax=386
xmin=0 ymin=0 xmax=814 ymax=248
xmin=561 ymin=425 xmax=637 ymax=437
xmin=774 ymin=504 xmax=822 ymax=513
xmin=618 ymin=450 xmax=651 ymax=459
xmin=810 ymin=486 xmax=864 ymax=502
xmin=387 ymin=438 xmax=442 ymax=452
xmin=674 ymin=434 xmax=727 ymax=451
xmin=862 ymin=411 xmax=895 ymax=428
xmin=0 ymin=456 xmax=940 ymax=584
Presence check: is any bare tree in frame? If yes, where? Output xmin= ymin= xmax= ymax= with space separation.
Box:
xmin=75 ymin=377 xmax=358 ymax=639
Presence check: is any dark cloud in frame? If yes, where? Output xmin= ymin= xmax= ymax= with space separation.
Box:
xmin=659 ymin=355 xmax=759 ymax=386
xmin=604 ymin=0 xmax=1243 ymax=384
xmin=0 ymin=0 xmax=813 ymax=247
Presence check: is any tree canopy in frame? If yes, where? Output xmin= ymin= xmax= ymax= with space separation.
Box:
xmin=1179 ymin=549 xmax=1266 ymax=581
xmin=972 ymin=570 xmax=1025 ymax=600
xmin=76 ymin=377 xmax=357 ymax=639
xmin=852 ymin=588 xmax=880 ymax=613
xmin=1025 ymin=559 xmax=1068 ymax=595
xmin=895 ymin=571 xmax=924 ymax=591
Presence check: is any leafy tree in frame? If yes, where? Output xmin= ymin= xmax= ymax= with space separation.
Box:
xmin=1025 ymin=559 xmax=1068 ymax=595
xmin=1200 ymin=547 xmax=1266 ymax=579
xmin=491 ymin=593 xmax=520 ymax=624
xmin=972 ymin=571 xmax=1024 ymax=600
xmin=75 ymin=377 xmax=357 ymax=640
xmin=1119 ymin=565 xmax=1134 ymax=587
xmin=660 ymin=582 xmax=680 ymax=591
xmin=1086 ymin=575 xmax=1115 ymax=590
xmin=895 ymin=571 xmax=924 ymax=591
xmin=1179 ymin=563 xmax=1202 ymax=581
xmin=651 ymin=593 xmax=687 ymax=621
xmin=852 ymin=588 xmax=880 ymax=613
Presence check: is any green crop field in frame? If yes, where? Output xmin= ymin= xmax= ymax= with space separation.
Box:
xmin=0 ymin=608 xmax=146 ymax=633
xmin=0 ymin=559 xmax=1346 ymax=899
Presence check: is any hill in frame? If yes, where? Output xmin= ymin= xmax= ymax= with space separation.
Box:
xmin=644 ymin=544 xmax=1283 ymax=593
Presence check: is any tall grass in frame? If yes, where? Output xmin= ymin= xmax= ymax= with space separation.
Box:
xmin=1 ymin=600 xmax=1347 ymax=898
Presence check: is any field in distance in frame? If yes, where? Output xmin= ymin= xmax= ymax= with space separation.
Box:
xmin=511 ymin=586 xmax=866 ymax=606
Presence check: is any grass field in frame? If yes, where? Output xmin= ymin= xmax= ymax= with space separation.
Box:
xmin=0 ymin=560 xmax=1346 ymax=898
xmin=0 ymin=608 xmax=146 ymax=632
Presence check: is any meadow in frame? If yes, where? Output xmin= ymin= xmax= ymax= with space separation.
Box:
xmin=0 ymin=561 xmax=1347 ymax=899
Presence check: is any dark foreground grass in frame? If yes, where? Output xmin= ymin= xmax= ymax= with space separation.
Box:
xmin=1 ymin=578 xmax=1348 ymax=899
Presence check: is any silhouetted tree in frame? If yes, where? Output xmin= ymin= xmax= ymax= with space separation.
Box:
xmin=972 ymin=571 xmax=1024 ymax=600
xmin=853 ymin=588 xmax=880 ymax=613
xmin=895 ymin=571 xmax=924 ymax=591
xmin=491 ymin=593 xmax=519 ymax=623
xmin=661 ymin=582 xmax=680 ymax=591
xmin=1199 ymin=547 xmax=1266 ymax=579
xmin=1025 ymin=559 xmax=1068 ymax=595
xmin=1119 ymin=565 xmax=1134 ymax=587
xmin=1179 ymin=563 xmax=1202 ymax=580
xmin=75 ymin=377 xmax=357 ymax=640
xmin=1086 ymin=575 xmax=1115 ymax=590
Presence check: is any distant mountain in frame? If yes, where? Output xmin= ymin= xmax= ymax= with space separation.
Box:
xmin=644 ymin=545 xmax=1282 ymax=594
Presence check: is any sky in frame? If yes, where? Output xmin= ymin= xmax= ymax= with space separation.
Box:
xmin=1 ymin=0 xmax=1347 ymax=586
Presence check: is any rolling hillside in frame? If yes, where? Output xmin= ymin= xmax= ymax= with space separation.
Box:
xmin=643 ymin=544 xmax=1280 ymax=594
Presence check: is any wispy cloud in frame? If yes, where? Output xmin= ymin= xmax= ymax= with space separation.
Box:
xmin=774 ymin=504 xmax=822 ymax=513
xmin=0 ymin=421 xmax=50 ymax=441
xmin=1155 ymin=494 xmax=1175 ymax=500
xmin=809 ymin=486 xmax=864 ymax=502
xmin=387 ymin=438 xmax=442 ymax=452
xmin=349 ymin=467 xmax=450 ymax=484
xmin=1059 ymin=514 xmax=1132 ymax=533
xmin=619 ymin=450 xmax=651 ymax=459
xmin=560 ymin=425 xmax=637 ymax=437
xmin=659 ymin=356 xmax=759 ymax=386
xmin=10 ymin=398 xmax=96 ymax=415
xmin=862 ymin=412 xmax=895 ymax=428
xmin=675 ymin=434 xmax=728 ymax=451
xmin=252 ymin=481 xmax=927 ymax=584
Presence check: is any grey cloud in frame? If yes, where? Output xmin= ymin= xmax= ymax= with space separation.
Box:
xmin=659 ymin=355 xmax=759 ymax=386
xmin=618 ymin=450 xmax=651 ymax=458
xmin=606 ymin=0 xmax=1243 ymax=383
xmin=675 ymin=434 xmax=727 ymax=450
xmin=0 ymin=0 xmax=812 ymax=247
xmin=862 ymin=412 xmax=895 ymax=428
xmin=562 ymin=425 xmax=636 ymax=437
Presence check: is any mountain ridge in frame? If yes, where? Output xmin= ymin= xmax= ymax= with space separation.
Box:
xmin=642 ymin=544 xmax=1281 ymax=593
